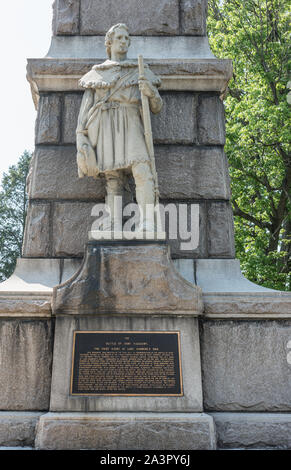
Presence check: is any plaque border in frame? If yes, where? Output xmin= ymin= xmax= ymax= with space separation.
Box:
xmin=70 ymin=330 xmax=184 ymax=397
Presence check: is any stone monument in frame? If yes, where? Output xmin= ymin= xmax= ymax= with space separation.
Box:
xmin=0 ymin=0 xmax=291 ymax=450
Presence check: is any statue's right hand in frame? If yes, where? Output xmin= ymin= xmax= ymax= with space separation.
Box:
xmin=76 ymin=133 xmax=99 ymax=178
xmin=77 ymin=149 xmax=87 ymax=178
xmin=82 ymin=143 xmax=99 ymax=178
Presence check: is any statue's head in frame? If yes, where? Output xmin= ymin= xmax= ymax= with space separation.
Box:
xmin=105 ymin=24 xmax=131 ymax=59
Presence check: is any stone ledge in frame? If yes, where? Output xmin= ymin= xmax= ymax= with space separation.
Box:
xmin=196 ymin=259 xmax=291 ymax=317
xmin=211 ymin=413 xmax=291 ymax=449
xmin=0 ymin=258 xmax=82 ymax=317
xmin=35 ymin=412 xmax=216 ymax=450
xmin=0 ymin=296 xmax=52 ymax=318
xmin=203 ymin=292 xmax=291 ymax=318
xmin=27 ymin=57 xmax=232 ymax=106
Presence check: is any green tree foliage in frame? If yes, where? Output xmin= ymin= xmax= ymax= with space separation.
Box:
xmin=208 ymin=0 xmax=290 ymax=290
xmin=0 ymin=151 xmax=32 ymax=281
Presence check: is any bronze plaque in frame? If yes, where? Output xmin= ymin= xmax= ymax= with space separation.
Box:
xmin=70 ymin=331 xmax=183 ymax=396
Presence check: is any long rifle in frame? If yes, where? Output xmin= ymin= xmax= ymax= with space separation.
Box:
xmin=138 ymin=55 xmax=159 ymax=206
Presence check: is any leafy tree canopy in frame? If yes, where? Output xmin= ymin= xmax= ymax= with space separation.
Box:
xmin=0 ymin=151 xmax=32 ymax=281
xmin=208 ymin=0 xmax=290 ymax=290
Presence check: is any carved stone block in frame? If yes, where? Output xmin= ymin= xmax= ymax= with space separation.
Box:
xmin=198 ymin=95 xmax=226 ymax=145
xmin=0 ymin=412 xmax=42 ymax=447
xmin=161 ymin=201 xmax=207 ymax=259
xmin=29 ymin=146 xmax=105 ymax=201
xmin=155 ymin=146 xmax=231 ymax=200
xmin=51 ymin=200 xmax=207 ymax=259
xmin=180 ymin=0 xmax=208 ymax=36
xmin=212 ymin=413 xmax=291 ymax=449
xmin=80 ymin=0 xmax=180 ymax=35
xmin=152 ymin=92 xmax=197 ymax=144
xmin=52 ymin=202 xmax=95 ymax=257
xmin=207 ymin=202 xmax=235 ymax=258
xmin=201 ymin=320 xmax=291 ymax=411
xmin=53 ymin=0 xmax=80 ymax=35
xmin=63 ymin=94 xmax=83 ymax=144
xmin=35 ymin=95 xmax=61 ymax=145
xmin=22 ymin=203 xmax=51 ymax=258
xmin=0 ymin=320 xmax=53 ymax=410
xmin=36 ymin=412 xmax=216 ymax=450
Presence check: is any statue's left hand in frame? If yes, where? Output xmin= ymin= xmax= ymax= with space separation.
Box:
xmin=138 ymin=78 xmax=156 ymax=99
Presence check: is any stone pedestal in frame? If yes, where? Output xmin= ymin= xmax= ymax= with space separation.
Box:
xmin=35 ymin=412 xmax=216 ymax=450
xmin=33 ymin=240 xmax=217 ymax=449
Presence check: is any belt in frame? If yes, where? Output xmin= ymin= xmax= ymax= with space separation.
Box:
xmin=100 ymin=102 xmax=139 ymax=111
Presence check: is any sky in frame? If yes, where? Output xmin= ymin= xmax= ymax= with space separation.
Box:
xmin=0 ymin=1 xmax=53 ymax=180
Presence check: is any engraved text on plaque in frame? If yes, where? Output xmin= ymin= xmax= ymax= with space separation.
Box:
xmin=71 ymin=331 xmax=183 ymax=396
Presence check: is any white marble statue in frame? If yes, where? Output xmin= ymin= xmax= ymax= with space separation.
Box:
xmin=76 ymin=23 xmax=163 ymax=231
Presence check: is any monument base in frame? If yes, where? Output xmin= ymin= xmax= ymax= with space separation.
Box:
xmin=2 ymin=411 xmax=291 ymax=449
xmin=35 ymin=412 xmax=216 ymax=450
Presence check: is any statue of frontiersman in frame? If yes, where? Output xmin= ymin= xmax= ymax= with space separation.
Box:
xmin=76 ymin=23 xmax=163 ymax=231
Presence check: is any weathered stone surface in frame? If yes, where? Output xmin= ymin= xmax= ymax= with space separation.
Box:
xmin=53 ymin=243 xmax=203 ymax=316
xmin=27 ymin=57 xmax=233 ymax=97
xmin=0 ymin=295 xmax=52 ymax=317
xmin=63 ymin=93 xmax=82 ymax=143
xmin=50 ymin=316 xmax=203 ymax=412
xmin=28 ymin=58 xmax=232 ymax=80
xmin=207 ymin=202 xmax=235 ymax=258
xmin=36 ymin=412 xmax=216 ymax=450
xmin=201 ymin=320 xmax=291 ymax=411
xmin=152 ymin=92 xmax=196 ymax=144
xmin=80 ymin=0 xmax=180 ymax=36
xmin=0 ymin=320 xmax=53 ymax=410
xmin=156 ymin=146 xmax=230 ymax=200
xmin=30 ymin=145 xmax=230 ymax=202
xmin=50 ymin=200 xmax=208 ymax=260
xmin=22 ymin=203 xmax=51 ymax=257
xmin=160 ymin=201 xmax=207 ymax=259
xmin=203 ymin=292 xmax=291 ymax=317
xmin=181 ymin=0 xmax=208 ymax=35
xmin=53 ymin=0 xmax=80 ymax=35
xmin=212 ymin=413 xmax=291 ymax=449
xmin=52 ymin=202 xmax=95 ymax=257
xmin=0 ymin=412 xmax=42 ymax=447
xmin=30 ymin=146 xmax=105 ymax=200
xmin=47 ymin=35 xmax=214 ymax=60
xmin=198 ymin=95 xmax=225 ymax=145
xmin=35 ymin=95 xmax=61 ymax=144
xmin=62 ymin=92 xmax=225 ymax=148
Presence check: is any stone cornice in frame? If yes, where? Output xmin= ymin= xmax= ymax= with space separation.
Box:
xmin=27 ymin=57 xmax=233 ymax=108
xmin=203 ymin=292 xmax=291 ymax=318
xmin=0 ymin=292 xmax=52 ymax=318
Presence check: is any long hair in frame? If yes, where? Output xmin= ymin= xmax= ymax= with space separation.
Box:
xmin=105 ymin=24 xmax=131 ymax=59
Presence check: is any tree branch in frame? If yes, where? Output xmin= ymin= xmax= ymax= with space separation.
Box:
xmin=232 ymin=199 xmax=272 ymax=231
